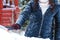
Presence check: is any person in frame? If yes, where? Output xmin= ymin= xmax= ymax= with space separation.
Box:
xmin=11 ymin=0 xmax=60 ymax=40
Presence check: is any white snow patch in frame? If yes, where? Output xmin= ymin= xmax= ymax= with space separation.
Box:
xmin=0 ymin=25 xmax=50 ymax=40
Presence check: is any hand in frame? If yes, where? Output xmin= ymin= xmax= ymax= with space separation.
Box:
xmin=11 ymin=24 xmax=21 ymax=30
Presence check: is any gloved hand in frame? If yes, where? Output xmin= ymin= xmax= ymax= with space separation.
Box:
xmin=11 ymin=24 xmax=21 ymax=30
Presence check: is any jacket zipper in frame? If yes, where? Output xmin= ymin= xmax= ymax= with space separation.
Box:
xmin=38 ymin=13 xmax=45 ymax=37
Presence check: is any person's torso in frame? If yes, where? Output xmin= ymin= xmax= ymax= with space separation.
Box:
xmin=25 ymin=0 xmax=59 ymax=38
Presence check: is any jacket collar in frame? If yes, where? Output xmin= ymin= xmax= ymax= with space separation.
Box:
xmin=36 ymin=3 xmax=58 ymax=18
xmin=37 ymin=2 xmax=52 ymax=15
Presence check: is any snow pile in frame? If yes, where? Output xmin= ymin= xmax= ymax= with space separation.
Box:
xmin=10 ymin=32 xmax=50 ymax=40
xmin=0 ymin=25 xmax=8 ymax=31
xmin=0 ymin=25 xmax=50 ymax=40
xmin=0 ymin=25 xmax=15 ymax=40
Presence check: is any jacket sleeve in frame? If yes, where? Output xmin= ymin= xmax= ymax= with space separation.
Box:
xmin=55 ymin=5 xmax=60 ymax=39
xmin=15 ymin=1 xmax=33 ymax=27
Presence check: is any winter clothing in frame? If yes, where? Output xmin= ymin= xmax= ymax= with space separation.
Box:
xmin=11 ymin=24 xmax=21 ymax=30
xmin=14 ymin=0 xmax=60 ymax=40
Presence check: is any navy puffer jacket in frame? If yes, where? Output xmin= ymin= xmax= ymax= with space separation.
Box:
xmin=16 ymin=0 xmax=60 ymax=40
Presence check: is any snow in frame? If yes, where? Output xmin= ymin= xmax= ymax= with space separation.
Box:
xmin=0 ymin=25 xmax=50 ymax=40
xmin=0 ymin=25 xmax=14 ymax=40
